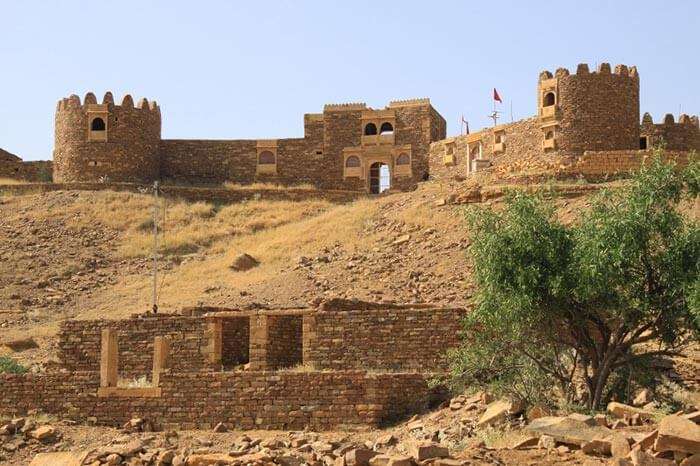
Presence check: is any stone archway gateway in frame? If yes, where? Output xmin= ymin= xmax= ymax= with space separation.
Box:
xmin=369 ymin=162 xmax=390 ymax=194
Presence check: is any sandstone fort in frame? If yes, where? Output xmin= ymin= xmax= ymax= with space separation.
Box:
xmin=2 ymin=62 xmax=699 ymax=190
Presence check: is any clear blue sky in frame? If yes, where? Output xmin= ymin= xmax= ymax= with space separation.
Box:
xmin=2 ymin=0 xmax=698 ymax=161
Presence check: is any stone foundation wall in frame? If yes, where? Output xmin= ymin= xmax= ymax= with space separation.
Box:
xmin=0 ymin=182 xmax=364 ymax=204
xmin=0 ymin=371 xmax=437 ymax=431
xmin=58 ymin=316 xmax=213 ymax=378
xmin=303 ymin=307 xmax=465 ymax=371
xmin=561 ymin=150 xmax=694 ymax=177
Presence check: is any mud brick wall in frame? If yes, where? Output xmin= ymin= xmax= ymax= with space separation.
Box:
xmin=0 ymin=371 xmax=437 ymax=431
xmin=221 ymin=316 xmax=249 ymax=367
xmin=159 ymin=139 xmax=257 ymax=184
xmin=303 ymin=307 xmax=465 ymax=371
xmin=58 ymin=315 xmax=212 ymax=377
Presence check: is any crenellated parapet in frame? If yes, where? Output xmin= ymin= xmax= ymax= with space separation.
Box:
xmin=323 ymin=102 xmax=367 ymax=112
xmin=537 ymin=62 xmax=640 ymax=154
xmin=388 ymin=98 xmax=431 ymax=108
xmin=53 ymin=91 xmax=161 ymax=183
xmin=640 ymin=112 xmax=700 ymax=151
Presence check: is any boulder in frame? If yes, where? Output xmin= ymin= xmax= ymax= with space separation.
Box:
xmin=629 ymin=447 xmax=675 ymax=465
xmin=229 ymin=253 xmax=259 ymax=271
xmin=607 ymin=402 xmax=656 ymax=422
xmin=345 ymin=448 xmax=378 ymax=466
xmin=509 ymin=435 xmax=539 ymax=449
xmin=680 ymin=454 xmax=700 ymax=466
xmin=609 ymin=433 xmax=631 ymax=459
xmin=409 ymin=443 xmax=449 ymax=461
xmin=476 ymin=398 xmax=525 ymax=426
xmin=525 ymin=416 xmax=613 ymax=446
xmin=633 ymin=389 xmax=652 ymax=407
xmin=567 ymin=413 xmax=596 ymax=426
xmin=654 ymin=415 xmax=700 ymax=454
xmin=581 ymin=438 xmax=611 ymax=456
xmin=30 ymin=425 xmax=55 ymax=441
xmin=186 ymin=453 xmax=235 ymax=465
xmin=374 ymin=434 xmax=397 ymax=448
xmin=29 ymin=450 xmax=92 ymax=466
xmin=212 ymin=422 xmax=227 ymax=433
xmin=633 ymin=430 xmax=658 ymax=451
xmin=387 ymin=456 xmax=415 ymax=466
xmin=369 ymin=455 xmax=391 ymax=466
xmin=392 ymin=235 xmax=410 ymax=246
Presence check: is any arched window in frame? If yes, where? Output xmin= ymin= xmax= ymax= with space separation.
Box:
xmin=91 ymin=117 xmax=106 ymax=131
xmin=345 ymin=156 xmax=361 ymax=167
xmin=495 ymin=133 xmax=503 ymax=143
xmin=364 ymin=123 xmax=377 ymax=135
xmin=258 ymin=151 xmax=276 ymax=165
xmin=380 ymin=122 xmax=394 ymax=134
xmin=543 ymin=92 xmax=555 ymax=107
xmin=545 ymin=131 xmax=554 ymax=140
xmin=396 ymin=153 xmax=410 ymax=165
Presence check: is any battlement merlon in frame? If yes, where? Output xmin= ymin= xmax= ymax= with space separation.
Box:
xmin=538 ymin=63 xmax=639 ymax=81
xmin=642 ymin=112 xmax=700 ymax=128
xmin=56 ymin=92 xmax=160 ymax=114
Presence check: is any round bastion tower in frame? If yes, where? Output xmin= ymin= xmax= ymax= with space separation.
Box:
xmin=53 ymin=92 xmax=161 ymax=183
xmin=537 ymin=63 xmax=640 ymax=154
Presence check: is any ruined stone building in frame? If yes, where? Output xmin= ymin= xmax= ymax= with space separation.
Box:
xmin=0 ymin=301 xmax=465 ymax=430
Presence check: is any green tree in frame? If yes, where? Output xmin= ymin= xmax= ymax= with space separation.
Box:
xmin=451 ymin=154 xmax=700 ymax=410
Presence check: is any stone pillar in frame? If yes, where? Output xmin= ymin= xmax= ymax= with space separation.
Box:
xmin=152 ymin=336 xmax=170 ymax=386
xmin=302 ymin=313 xmax=317 ymax=369
xmin=100 ymin=329 xmax=118 ymax=388
xmin=204 ymin=319 xmax=222 ymax=366
xmin=248 ymin=315 xmax=268 ymax=370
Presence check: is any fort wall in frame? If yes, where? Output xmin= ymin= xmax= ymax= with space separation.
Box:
xmin=50 ymin=94 xmax=443 ymax=192
xmin=640 ymin=113 xmax=700 ymax=151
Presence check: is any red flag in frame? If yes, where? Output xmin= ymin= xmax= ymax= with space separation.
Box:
xmin=493 ymin=88 xmax=502 ymax=103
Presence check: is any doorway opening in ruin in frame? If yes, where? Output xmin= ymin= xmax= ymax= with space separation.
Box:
xmin=221 ymin=316 xmax=250 ymax=370
xmin=639 ymin=136 xmax=648 ymax=150
xmin=369 ymin=162 xmax=390 ymax=194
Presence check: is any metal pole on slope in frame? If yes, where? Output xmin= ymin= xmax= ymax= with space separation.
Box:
xmin=152 ymin=181 xmax=159 ymax=314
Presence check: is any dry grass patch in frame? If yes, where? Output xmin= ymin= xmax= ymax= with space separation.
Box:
xmin=0 ymin=177 xmax=26 ymax=185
